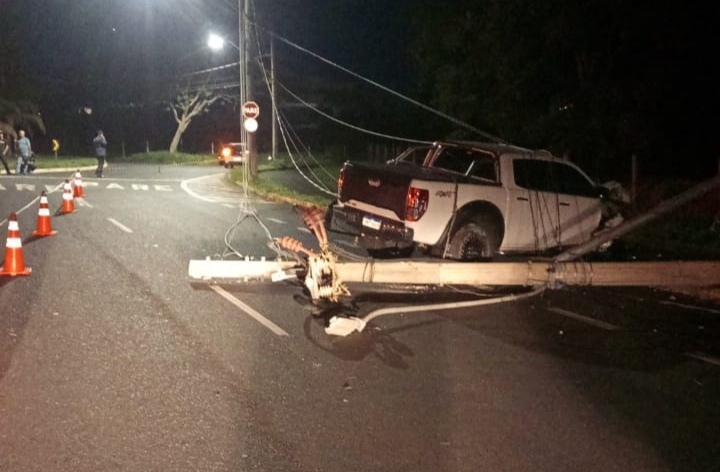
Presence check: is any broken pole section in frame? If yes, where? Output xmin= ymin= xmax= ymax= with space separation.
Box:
xmin=555 ymin=174 xmax=720 ymax=262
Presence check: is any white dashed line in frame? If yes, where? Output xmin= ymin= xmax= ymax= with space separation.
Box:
xmin=210 ymin=285 xmax=289 ymax=337
xmin=685 ymin=352 xmax=720 ymax=367
xmin=107 ymin=218 xmax=133 ymax=233
xmin=546 ymin=307 xmax=620 ymax=330
xmin=76 ymin=198 xmax=93 ymax=208
xmin=660 ymin=300 xmax=720 ymax=315
xmin=266 ymin=218 xmax=286 ymax=224
xmin=297 ymin=227 xmax=311 ymax=233
xmin=334 ymin=239 xmax=358 ymax=248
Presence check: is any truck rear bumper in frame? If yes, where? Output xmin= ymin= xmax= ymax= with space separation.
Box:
xmin=331 ymin=204 xmax=414 ymax=249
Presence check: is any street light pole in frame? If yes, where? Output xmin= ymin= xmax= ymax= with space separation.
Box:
xmin=271 ymin=36 xmax=277 ymax=160
xmin=239 ymin=0 xmax=258 ymax=178
xmin=238 ymin=0 xmax=247 ymax=168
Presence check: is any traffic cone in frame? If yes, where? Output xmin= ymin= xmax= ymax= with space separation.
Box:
xmin=0 ymin=213 xmax=32 ymax=276
xmin=59 ymin=179 xmax=76 ymax=214
xmin=32 ymin=191 xmax=58 ymax=237
xmin=72 ymin=170 xmax=84 ymax=198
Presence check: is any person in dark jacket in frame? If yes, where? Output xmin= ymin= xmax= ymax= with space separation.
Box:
xmin=93 ymin=130 xmax=107 ymax=177
xmin=0 ymin=131 xmax=12 ymax=174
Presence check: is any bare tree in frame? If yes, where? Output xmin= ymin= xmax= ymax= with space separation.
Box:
xmin=168 ymin=88 xmax=221 ymax=153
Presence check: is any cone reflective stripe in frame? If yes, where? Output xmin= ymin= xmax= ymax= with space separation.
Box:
xmin=32 ymin=191 xmax=58 ymax=237
xmin=0 ymin=213 xmax=31 ymax=276
xmin=73 ymin=170 xmax=84 ymax=198
xmin=60 ymin=179 xmax=75 ymax=214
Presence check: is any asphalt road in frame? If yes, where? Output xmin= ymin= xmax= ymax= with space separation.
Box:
xmin=0 ymin=164 xmax=718 ymax=472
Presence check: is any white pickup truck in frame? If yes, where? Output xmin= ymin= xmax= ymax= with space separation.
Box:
xmin=330 ymin=140 xmax=618 ymax=259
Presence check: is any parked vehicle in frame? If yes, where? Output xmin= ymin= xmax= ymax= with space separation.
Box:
xmin=330 ymin=140 xmax=621 ymax=260
xmin=218 ymin=142 xmax=248 ymax=168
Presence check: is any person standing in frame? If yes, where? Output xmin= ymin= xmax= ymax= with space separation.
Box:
xmin=15 ymin=130 xmax=32 ymax=175
xmin=93 ymin=130 xmax=107 ymax=177
xmin=0 ymin=131 xmax=12 ymax=174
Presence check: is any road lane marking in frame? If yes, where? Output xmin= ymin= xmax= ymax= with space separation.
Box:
xmin=107 ymin=218 xmax=133 ymax=233
xmin=660 ymin=300 xmax=720 ymax=315
xmin=210 ymin=285 xmax=289 ymax=337
xmin=334 ymin=239 xmax=357 ymax=248
xmin=181 ymin=173 xmax=226 ymax=203
xmin=298 ymin=227 xmax=311 ymax=233
xmin=685 ymin=352 xmax=720 ymax=366
xmin=546 ymin=307 xmax=620 ymax=330
xmin=76 ymin=198 xmax=93 ymax=208
xmin=266 ymin=218 xmax=286 ymax=224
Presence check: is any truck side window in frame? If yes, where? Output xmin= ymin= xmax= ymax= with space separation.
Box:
xmin=468 ymin=156 xmax=497 ymax=182
xmin=553 ymin=162 xmax=597 ymax=197
xmin=433 ymin=148 xmax=475 ymax=175
xmin=513 ymin=159 xmax=556 ymax=192
xmin=514 ymin=159 xmax=596 ymax=197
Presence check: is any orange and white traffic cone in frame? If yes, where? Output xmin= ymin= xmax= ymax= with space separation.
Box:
xmin=0 ymin=213 xmax=32 ymax=276
xmin=72 ymin=170 xmax=84 ymax=198
xmin=59 ymin=179 xmax=76 ymax=214
xmin=32 ymin=191 xmax=58 ymax=237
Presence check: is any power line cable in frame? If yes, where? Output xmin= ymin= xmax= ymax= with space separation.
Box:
xmin=255 ymin=24 xmax=507 ymax=144
xmin=275 ymin=79 xmax=433 ymax=145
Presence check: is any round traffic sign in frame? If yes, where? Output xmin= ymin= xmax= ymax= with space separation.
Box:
xmin=242 ymin=101 xmax=260 ymax=119
xmin=244 ymin=118 xmax=258 ymax=133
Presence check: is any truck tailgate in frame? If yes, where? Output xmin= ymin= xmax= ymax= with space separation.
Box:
xmin=339 ymin=162 xmax=414 ymax=220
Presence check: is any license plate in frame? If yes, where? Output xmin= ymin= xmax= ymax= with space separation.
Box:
xmin=361 ymin=215 xmax=382 ymax=230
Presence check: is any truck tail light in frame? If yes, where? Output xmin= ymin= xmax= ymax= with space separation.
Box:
xmin=406 ymin=187 xmax=429 ymax=222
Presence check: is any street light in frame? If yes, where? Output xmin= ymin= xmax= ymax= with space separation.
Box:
xmin=206 ymin=33 xmax=226 ymax=52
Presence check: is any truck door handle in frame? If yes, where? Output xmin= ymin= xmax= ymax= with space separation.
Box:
xmin=559 ymin=202 xmax=570 ymax=207
xmin=516 ymin=197 xmax=529 ymax=202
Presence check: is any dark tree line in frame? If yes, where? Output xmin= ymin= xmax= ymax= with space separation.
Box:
xmin=409 ymin=0 xmax=720 ymax=180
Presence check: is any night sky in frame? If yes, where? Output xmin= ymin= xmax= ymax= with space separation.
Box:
xmin=1 ymin=0 xmax=417 ymax=154
xmin=1 ymin=0 xmax=719 ymax=179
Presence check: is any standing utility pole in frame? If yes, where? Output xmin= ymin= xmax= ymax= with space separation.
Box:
xmin=238 ymin=0 xmax=247 ymax=163
xmin=240 ymin=0 xmax=258 ymax=178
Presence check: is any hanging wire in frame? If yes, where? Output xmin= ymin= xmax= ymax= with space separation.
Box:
xmin=256 ymin=25 xmax=507 ymax=144
xmin=275 ymin=80 xmax=433 ymax=146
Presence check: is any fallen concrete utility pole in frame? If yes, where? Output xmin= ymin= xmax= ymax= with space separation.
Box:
xmin=555 ymin=173 xmax=720 ymax=262
xmin=189 ymin=258 xmax=720 ymax=288
xmin=331 ymin=260 xmax=720 ymax=288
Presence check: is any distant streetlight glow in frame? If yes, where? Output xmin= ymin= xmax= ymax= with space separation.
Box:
xmin=207 ymin=33 xmax=225 ymax=51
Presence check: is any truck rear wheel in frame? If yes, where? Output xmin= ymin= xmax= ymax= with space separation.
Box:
xmin=447 ymin=218 xmax=500 ymax=261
